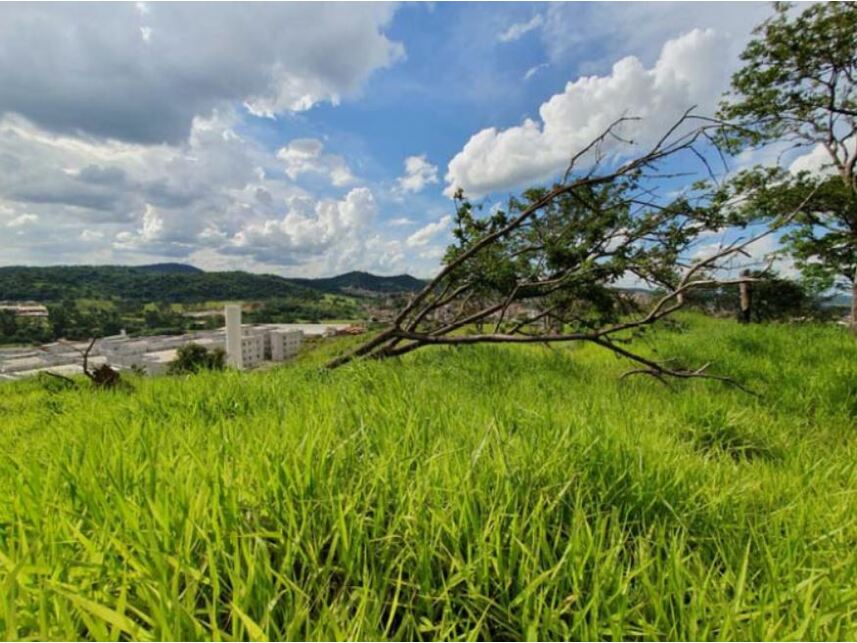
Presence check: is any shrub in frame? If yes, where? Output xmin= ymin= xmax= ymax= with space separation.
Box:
xmin=166 ymin=342 xmax=226 ymax=375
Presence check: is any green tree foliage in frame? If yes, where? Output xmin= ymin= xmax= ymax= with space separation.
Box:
xmin=0 ymin=309 xmax=16 ymax=337
xmin=0 ymin=309 xmax=55 ymax=345
xmin=443 ymin=181 xmax=717 ymax=333
xmin=686 ymin=270 xmax=812 ymax=322
xmin=166 ymin=343 xmax=226 ymax=375
xmin=0 ymin=268 xmax=364 ymax=345
xmin=0 ymin=265 xmax=421 ymax=303
xmin=330 ymin=113 xmax=759 ymax=386
xmin=45 ymin=302 xmax=122 ymax=340
xmin=244 ymin=296 xmax=360 ymax=324
xmin=717 ymin=2 xmax=857 ymax=328
xmin=0 ymin=266 xmax=318 ymax=303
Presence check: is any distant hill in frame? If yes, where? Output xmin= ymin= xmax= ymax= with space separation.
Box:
xmin=293 ymin=271 xmax=425 ymax=295
xmin=0 ymin=265 xmax=315 ymax=303
xmin=0 ymin=265 xmax=425 ymax=303
xmin=136 ymin=263 xmax=204 ymax=274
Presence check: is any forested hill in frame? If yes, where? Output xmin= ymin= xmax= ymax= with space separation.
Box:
xmin=0 ymin=264 xmax=425 ymax=302
xmin=290 ymin=270 xmax=426 ymax=294
xmin=136 ymin=263 xmax=205 ymax=274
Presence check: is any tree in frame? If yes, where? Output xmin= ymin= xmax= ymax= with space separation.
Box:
xmin=167 ymin=343 xmax=226 ymax=375
xmin=0 ymin=309 xmax=17 ymax=338
xmin=685 ymin=269 xmax=811 ymax=322
xmin=326 ymin=113 xmax=781 ymax=391
xmin=748 ymin=272 xmax=811 ymax=322
xmin=48 ymin=301 xmax=74 ymax=338
xmin=718 ymin=2 xmax=857 ymax=330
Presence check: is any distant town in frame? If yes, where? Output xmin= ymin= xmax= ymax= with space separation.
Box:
xmin=0 ymin=303 xmax=363 ymax=381
xmin=0 ymin=264 xmax=423 ymax=380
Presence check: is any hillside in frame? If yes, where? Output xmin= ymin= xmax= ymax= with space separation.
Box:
xmin=0 ymin=265 xmax=316 ymax=303
xmin=136 ymin=263 xmax=205 ymax=274
xmin=292 ymin=270 xmax=426 ymax=294
xmin=0 ymin=265 xmax=422 ymax=302
xmin=1 ymin=316 xmax=855 ymax=639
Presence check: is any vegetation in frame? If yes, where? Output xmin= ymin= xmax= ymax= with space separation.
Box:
xmin=718 ymin=2 xmax=857 ymax=328
xmin=0 ymin=266 xmax=401 ymax=346
xmin=684 ymin=270 xmax=817 ymax=322
xmin=331 ymin=113 xmax=780 ymax=384
xmin=244 ymin=296 xmax=361 ymax=325
xmin=290 ymin=270 xmax=426 ymax=295
xmin=167 ymin=343 xmax=227 ymax=375
xmin=0 ymin=265 xmax=423 ymax=303
xmin=0 ymin=265 xmax=322 ymax=303
xmin=1 ymin=7 xmax=855 ymax=642
xmin=0 ymin=315 xmax=855 ymax=640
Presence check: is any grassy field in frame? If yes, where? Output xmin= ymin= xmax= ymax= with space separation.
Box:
xmin=1 ymin=315 xmax=856 ymax=640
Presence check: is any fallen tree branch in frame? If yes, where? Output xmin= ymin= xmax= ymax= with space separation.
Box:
xmin=323 ymin=111 xmax=800 ymax=392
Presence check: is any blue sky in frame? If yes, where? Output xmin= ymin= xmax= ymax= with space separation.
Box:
xmin=0 ymin=2 xmax=818 ymax=278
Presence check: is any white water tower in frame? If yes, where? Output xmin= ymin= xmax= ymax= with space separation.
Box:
xmin=225 ymin=304 xmax=243 ymax=369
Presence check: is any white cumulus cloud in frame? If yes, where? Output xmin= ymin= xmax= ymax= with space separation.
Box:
xmin=277 ymin=138 xmax=355 ymax=187
xmin=406 ymin=215 xmax=451 ymax=247
xmin=788 ymin=138 xmax=855 ymax=178
xmin=446 ymin=28 xmax=729 ymax=198
xmin=229 ymin=187 xmax=378 ymax=263
xmin=397 ymin=155 xmax=438 ymax=194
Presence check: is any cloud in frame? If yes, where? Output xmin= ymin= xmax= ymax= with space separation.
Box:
xmin=389 ymin=217 xmax=415 ymax=226
xmin=498 ymin=14 xmax=543 ymax=43
xmin=114 ymin=204 xmax=164 ymax=248
xmin=445 ymin=28 xmax=729 ymax=198
xmin=6 ymin=213 xmax=38 ymax=228
xmin=406 ymin=215 xmax=451 ymax=247
xmin=277 ymin=138 xmax=355 ymax=187
xmin=788 ymin=139 xmax=855 ymax=178
xmin=397 ymin=155 xmax=438 ymax=194
xmin=80 ymin=229 xmax=105 ymax=242
xmin=540 ymin=3 xmax=769 ymax=69
xmin=0 ymin=110 xmax=296 ymax=261
xmin=523 ymin=63 xmax=548 ymax=81
xmin=0 ymin=3 xmax=404 ymax=144
xmin=0 ymin=110 xmax=436 ymax=276
xmin=689 ymin=228 xmax=798 ymax=280
xmin=228 ymin=187 xmax=378 ymax=264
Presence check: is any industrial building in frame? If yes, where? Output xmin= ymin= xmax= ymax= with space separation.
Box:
xmin=0 ymin=304 xmax=352 ymax=380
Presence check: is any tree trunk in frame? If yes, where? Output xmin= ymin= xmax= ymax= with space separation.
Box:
xmin=851 ymin=275 xmax=857 ymax=335
xmin=738 ymin=269 xmax=752 ymax=324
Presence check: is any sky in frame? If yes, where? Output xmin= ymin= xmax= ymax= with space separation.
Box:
xmin=0 ymin=1 xmax=820 ymax=279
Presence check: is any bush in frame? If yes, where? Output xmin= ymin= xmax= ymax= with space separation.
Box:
xmin=685 ymin=271 xmax=813 ymax=322
xmin=166 ymin=343 xmax=226 ymax=375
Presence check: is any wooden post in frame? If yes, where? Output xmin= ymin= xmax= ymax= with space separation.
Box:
xmin=738 ymin=269 xmax=752 ymax=324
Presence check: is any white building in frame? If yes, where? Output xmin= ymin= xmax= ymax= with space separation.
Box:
xmin=224 ymin=304 xmax=303 ymax=371
xmin=240 ymin=333 xmax=266 ymax=368
xmin=0 ymin=306 xmax=353 ymax=379
xmin=271 ymin=329 xmax=303 ymax=361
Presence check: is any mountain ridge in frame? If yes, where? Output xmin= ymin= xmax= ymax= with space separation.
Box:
xmin=290 ymin=270 xmax=426 ymax=295
xmin=0 ymin=264 xmax=426 ymax=301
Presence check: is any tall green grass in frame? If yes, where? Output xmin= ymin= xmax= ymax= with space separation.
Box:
xmin=1 ymin=315 xmax=856 ymax=640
